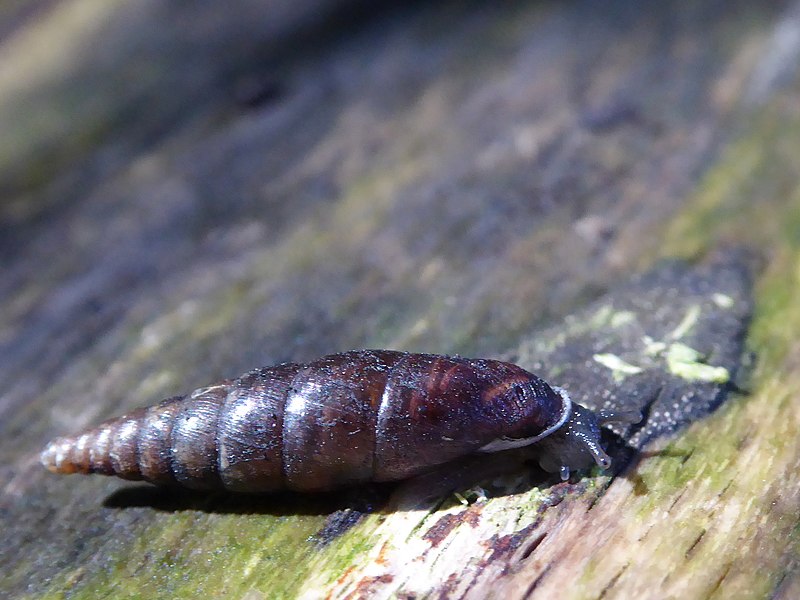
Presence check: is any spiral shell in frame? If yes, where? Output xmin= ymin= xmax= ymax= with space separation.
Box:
xmin=42 ymin=350 xmax=630 ymax=492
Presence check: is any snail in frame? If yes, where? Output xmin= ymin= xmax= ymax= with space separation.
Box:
xmin=41 ymin=350 xmax=640 ymax=492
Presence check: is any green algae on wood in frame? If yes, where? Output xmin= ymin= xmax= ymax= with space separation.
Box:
xmin=665 ymin=342 xmax=730 ymax=384
xmin=3 ymin=1 xmax=800 ymax=599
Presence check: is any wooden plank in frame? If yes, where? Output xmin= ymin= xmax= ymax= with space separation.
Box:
xmin=1 ymin=0 xmax=799 ymax=598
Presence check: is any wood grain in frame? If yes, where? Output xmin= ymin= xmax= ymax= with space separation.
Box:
xmin=1 ymin=1 xmax=799 ymax=598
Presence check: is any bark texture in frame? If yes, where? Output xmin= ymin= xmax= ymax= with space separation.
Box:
xmin=1 ymin=1 xmax=799 ymax=598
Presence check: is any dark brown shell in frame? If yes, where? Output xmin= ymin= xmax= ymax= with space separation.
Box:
xmin=41 ymin=350 xmax=623 ymax=492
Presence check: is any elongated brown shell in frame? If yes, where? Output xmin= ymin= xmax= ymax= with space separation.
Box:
xmin=41 ymin=350 xmax=619 ymax=492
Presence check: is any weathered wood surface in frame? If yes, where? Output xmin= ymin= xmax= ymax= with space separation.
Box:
xmin=1 ymin=1 xmax=799 ymax=598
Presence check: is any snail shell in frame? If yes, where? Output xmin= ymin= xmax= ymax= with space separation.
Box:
xmin=41 ymin=350 xmax=633 ymax=492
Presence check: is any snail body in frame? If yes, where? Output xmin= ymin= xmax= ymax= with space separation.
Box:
xmin=41 ymin=350 xmax=634 ymax=492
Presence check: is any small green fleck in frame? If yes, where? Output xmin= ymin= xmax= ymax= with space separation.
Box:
xmin=668 ymin=342 xmax=703 ymax=362
xmin=642 ymin=336 xmax=667 ymax=356
xmin=669 ymin=305 xmax=701 ymax=340
xmin=712 ymin=293 xmax=735 ymax=309
xmin=593 ymin=353 xmax=644 ymax=382
xmin=666 ymin=342 xmax=730 ymax=383
xmin=589 ymin=305 xmax=614 ymax=327
xmin=610 ymin=310 xmax=636 ymax=328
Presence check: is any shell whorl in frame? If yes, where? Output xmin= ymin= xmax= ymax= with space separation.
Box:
xmin=41 ymin=374 xmax=288 ymax=490
xmin=40 ymin=394 xmax=209 ymax=486
xmin=41 ymin=350 xmax=573 ymax=492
